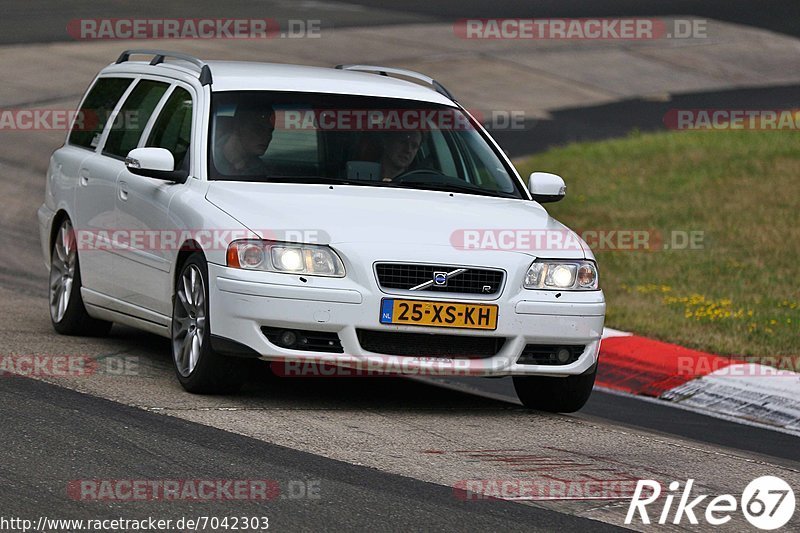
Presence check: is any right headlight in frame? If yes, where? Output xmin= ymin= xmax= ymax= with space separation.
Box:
xmin=226 ymin=240 xmax=346 ymax=277
xmin=524 ymin=260 xmax=598 ymax=290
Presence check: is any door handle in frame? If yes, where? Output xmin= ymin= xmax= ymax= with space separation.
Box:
xmin=79 ymin=169 xmax=90 ymax=187
xmin=118 ymin=181 xmax=129 ymax=201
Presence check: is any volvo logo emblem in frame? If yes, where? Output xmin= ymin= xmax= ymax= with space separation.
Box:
xmin=408 ymin=268 xmax=469 ymax=291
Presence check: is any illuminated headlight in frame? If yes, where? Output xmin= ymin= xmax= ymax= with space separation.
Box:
xmin=227 ymin=240 xmax=345 ymax=277
xmin=524 ymin=260 xmax=598 ymax=290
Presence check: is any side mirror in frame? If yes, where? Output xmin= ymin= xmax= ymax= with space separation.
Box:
xmin=528 ymin=172 xmax=566 ymax=203
xmin=125 ymin=147 xmax=187 ymax=183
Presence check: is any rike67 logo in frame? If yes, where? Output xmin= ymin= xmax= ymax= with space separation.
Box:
xmin=626 ymin=476 xmax=795 ymax=530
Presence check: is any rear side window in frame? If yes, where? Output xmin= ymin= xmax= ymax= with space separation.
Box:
xmin=147 ymin=87 xmax=193 ymax=170
xmin=68 ymin=77 xmax=132 ymax=150
xmin=102 ymin=79 xmax=169 ymax=159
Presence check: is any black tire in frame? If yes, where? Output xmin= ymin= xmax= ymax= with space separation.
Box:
xmin=49 ymin=218 xmax=113 ymax=336
xmin=171 ymin=253 xmax=246 ymax=394
xmin=513 ymin=363 xmax=597 ymax=413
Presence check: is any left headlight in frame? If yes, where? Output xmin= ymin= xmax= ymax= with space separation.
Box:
xmin=524 ymin=259 xmax=598 ymax=290
xmin=226 ymin=240 xmax=346 ymax=277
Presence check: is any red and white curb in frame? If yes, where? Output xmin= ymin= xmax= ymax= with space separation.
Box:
xmin=598 ymin=328 xmax=800 ymax=436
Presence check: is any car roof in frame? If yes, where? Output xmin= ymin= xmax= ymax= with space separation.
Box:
xmin=100 ymin=60 xmax=457 ymax=106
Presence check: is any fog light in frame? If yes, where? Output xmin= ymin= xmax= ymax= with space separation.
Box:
xmin=556 ymin=348 xmax=571 ymax=364
xmin=279 ymin=330 xmax=297 ymax=347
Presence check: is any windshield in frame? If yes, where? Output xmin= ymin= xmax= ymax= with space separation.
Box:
xmin=208 ymin=91 xmax=525 ymax=199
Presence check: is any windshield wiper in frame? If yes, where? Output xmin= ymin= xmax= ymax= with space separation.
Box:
xmin=391 ymin=180 xmax=518 ymax=199
xmin=260 ymin=176 xmax=345 ymax=184
xmin=221 ymin=176 xmax=518 ymax=198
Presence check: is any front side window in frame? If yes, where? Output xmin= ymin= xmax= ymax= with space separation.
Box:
xmin=146 ymin=87 xmax=193 ymax=170
xmin=208 ymin=91 xmax=524 ymax=198
xmin=103 ymin=79 xmax=169 ymax=159
xmin=68 ymin=77 xmax=133 ymax=150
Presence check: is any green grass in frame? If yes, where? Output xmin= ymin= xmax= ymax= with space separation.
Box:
xmin=517 ymin=129 xmax=800 ymax=357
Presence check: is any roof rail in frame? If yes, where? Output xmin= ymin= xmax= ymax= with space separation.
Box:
xmin=334 ymin=64 xmax=456 ymax=102
xmin=116 ymin=49 xmax=213 ymax=86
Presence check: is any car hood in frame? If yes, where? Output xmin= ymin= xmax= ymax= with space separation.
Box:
xmin=205 ymin=182 xmax=588 ymax=259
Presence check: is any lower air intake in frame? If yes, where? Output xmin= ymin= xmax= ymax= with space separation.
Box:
xmin=356 ymin=330 xmax=505 ymax=358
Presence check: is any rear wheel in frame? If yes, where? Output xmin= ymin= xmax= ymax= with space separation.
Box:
xmin=49 ymin=218 xmax=112 ymax=336
xmin=171 ymin=253 xmax=246 ymax=394
xmin=513 ymin=364 xmax=597 ymax=413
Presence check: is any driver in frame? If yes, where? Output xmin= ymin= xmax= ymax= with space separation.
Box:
xmin=215 ymin=100 xmax=275 ymax=175
xmin=379 ymin=131 xmax=422 ymax=181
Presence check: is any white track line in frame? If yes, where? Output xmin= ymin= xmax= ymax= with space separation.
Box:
xmin=596 ymin=385 xmax=800 ymax=438
xmin=412 ymin=379 xmax=800 ymax=438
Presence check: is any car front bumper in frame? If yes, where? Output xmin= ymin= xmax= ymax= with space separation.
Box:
xmin=207 ymin=263 xmax=605 ymax=377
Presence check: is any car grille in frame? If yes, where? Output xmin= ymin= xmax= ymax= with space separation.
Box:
xmin=375 ymin=263 xmax=504 ymax=295
xmin=517 ymin=345 xmax=585 ymax=366
xmin=356 ymin=329 xmax=505 ymax=358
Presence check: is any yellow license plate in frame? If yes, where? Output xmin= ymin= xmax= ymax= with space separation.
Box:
xmin=379 ymin=298 xmax=498 ymax=330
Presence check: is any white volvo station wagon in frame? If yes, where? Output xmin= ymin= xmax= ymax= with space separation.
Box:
xmin=39 ymin=50 xmax=605 ymax=412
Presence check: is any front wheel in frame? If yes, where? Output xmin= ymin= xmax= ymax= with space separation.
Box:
xmin=513 ymin=364 xmax=597 ymax=413
xmin=171 ymin=253 xmax=246 ymax=394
